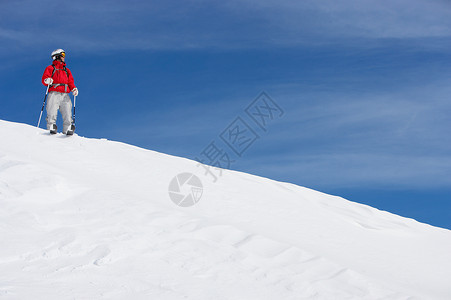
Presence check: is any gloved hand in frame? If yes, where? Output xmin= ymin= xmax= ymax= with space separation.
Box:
xmin=44 ymin=78 xmax=53 ymax=85
xmin=72 ymin=88 xmax=79 ymax=96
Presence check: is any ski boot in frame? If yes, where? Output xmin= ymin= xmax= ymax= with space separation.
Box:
xmin=50 ymin=124 xmax=57 ymax=135
xmin=66 ymin=124 xmax=75 ymax=136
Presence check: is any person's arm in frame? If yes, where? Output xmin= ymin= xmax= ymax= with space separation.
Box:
xmin=67 ymin=68 xmax=76 ymax=91
xmin=42 ymin=66 xmax=53 ymax=86
xmin=67 ymin=68 xmax=78 ymax=96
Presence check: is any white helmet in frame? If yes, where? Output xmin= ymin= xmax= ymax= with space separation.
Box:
xmin=51 ymin=49 xmax=66 ymax=60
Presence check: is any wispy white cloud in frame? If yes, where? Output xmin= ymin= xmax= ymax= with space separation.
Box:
xmin=1 ymin=0 xmax=450 ymax=55
xmin=243 ymin=152 xmax=451 ymax=189
xmin=234 ymin=0 xmax=451 ymax=39
xmin=237 ymin=79 xmax=451 ymax=189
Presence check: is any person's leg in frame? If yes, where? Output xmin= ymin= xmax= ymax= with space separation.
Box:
xmin=60 ymin=93 xmax=73 ymax=133
xmin=46 ymin=92 xmax=62 ymax=130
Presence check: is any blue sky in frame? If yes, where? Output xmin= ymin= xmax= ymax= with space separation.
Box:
xmin=1 ymin=0 xmax=450 ymax=229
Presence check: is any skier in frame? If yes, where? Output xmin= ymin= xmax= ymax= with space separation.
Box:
xmin=41 ymin=49 xmax=78 ymax=135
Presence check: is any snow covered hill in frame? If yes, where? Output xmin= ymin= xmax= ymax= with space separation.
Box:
xmin=0 ymin=119 xmax=450 ymax=300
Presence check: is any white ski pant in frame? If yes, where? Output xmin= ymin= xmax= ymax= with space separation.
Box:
xmin=46 ymin=92 xmax=72 ymax=133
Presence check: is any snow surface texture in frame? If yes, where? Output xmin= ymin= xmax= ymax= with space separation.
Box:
xmin=0 ymin=119 xmax=450 ymax=299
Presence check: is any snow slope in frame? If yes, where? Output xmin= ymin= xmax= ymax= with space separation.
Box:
xmin=0 ymin=119 xmax=450 ymax=299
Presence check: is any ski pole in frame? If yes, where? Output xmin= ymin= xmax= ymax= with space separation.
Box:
xmin=72 ymin=94 xmax=76 ymax=125
xmin=37 ymin=84 xmax=50 ymax=128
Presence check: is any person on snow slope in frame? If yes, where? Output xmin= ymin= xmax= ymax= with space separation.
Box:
xmin=41 ymin=49 xmax=78 ymax=134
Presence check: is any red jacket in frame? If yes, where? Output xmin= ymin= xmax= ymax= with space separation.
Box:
xmin=42 ymin=60 xmax=76 ymax=93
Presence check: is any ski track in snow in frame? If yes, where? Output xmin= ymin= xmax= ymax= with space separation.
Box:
xmin=0 ymin=120 xmax=450 ymax=299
